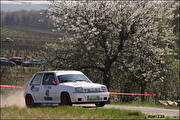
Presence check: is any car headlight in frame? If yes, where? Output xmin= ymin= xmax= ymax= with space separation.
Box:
xmin=101 ymin=86 xmax=108 ymax=92
xmin=75 ymin=87 xmax=84 ymax=93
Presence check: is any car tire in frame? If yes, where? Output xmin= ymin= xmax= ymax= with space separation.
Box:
xmin=95 ymin=102 xmax=105 ymax=107
xmin=61 ymin=93 xmax=72 ymax=106
xmin=25 ymin=94 xmax=35 ymax=108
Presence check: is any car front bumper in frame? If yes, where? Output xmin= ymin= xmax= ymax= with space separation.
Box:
xmin=71 ymin=92 xmax=110 ymax=103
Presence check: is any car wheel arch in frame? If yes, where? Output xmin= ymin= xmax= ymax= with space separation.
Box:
xmin=60 ymin=91 xmax=71 ymax=98
xmin=25 ymin=94 xmax=35 ymax=101
xmin=25 ymin=93 xmax=32 ymax=98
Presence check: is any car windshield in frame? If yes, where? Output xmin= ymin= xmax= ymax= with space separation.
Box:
xmin=58 ymin=74 xmax=90 ymax=83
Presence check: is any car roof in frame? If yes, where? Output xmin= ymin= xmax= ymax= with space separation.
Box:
xmin=37 ymin=70 xmax=83 ymax=76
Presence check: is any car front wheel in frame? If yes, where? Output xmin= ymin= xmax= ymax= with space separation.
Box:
xmin=61 ymin=93 xmax=72 ymax=106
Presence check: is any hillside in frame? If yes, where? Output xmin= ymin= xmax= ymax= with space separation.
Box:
xmin=0 ymin=26 xmax=64 ymax=87
xmin=0 ymin=26 xmax=62 ymax=57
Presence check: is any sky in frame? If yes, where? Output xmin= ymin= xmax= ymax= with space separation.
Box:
xmin=1 ymin=1 xmax=50 ymax=5
xmin=1 ymin=1 xmax=51 ymax=12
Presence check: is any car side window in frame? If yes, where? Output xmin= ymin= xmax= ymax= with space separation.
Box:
xmin=42 ymin=73 xmax=55 ymax=85
xmin=30 ymin=73 xmax=43 ymax=86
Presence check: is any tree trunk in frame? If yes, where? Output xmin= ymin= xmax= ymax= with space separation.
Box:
xmin=103 ymin=69 xmax=111 ymax=90
xmin=103 ymin=57 xmax=112 ymax=90
xmin=140 ymin=82 xmax=146 ymax=102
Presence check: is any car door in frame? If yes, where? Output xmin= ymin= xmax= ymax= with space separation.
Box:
xmin=40 ymin=73 xmax=59 ymax=103
xmin=30 ymin=73 xmax=43 ymax=101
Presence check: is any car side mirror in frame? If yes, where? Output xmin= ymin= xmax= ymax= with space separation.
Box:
xmin=52 ymin=81 xmax=57 ymax=85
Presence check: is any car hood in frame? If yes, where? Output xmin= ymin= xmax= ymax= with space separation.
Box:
xmin=60 ymin=81 xmax=104 ymax=88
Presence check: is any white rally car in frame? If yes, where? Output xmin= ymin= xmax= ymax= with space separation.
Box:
xmin=24 ymin=71 xmax=109 ymax=107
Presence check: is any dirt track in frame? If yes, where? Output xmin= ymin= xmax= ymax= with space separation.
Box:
xmin=104 ymin=105 xmax=179 ymax=117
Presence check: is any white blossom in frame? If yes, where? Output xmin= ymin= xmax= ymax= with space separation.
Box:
xmin=46 ymin=1 xmax=177 ymax=85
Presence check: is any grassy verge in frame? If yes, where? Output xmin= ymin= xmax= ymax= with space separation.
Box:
xmin=1 ymin=106 xmax=146 ymax=119
xmin=110 ymin=101 xmax=179 ymax=110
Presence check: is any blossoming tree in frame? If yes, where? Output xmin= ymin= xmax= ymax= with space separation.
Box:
xmin=45 ymin=1 xmax=177 ymax=100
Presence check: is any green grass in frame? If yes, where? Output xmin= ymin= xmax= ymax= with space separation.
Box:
xmin=111 ymin=101 xmax=179 ymax=110
xmin=1 ymin=106 xmax=146 ymax=119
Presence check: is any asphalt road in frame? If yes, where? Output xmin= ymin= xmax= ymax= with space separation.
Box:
xmin=75 ymin=104 xmax=179 ymax=117
xmin=104 ymin=105 xmax=179 ymax=117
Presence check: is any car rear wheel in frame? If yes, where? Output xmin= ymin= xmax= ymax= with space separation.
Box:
xmin=95 ymin=102 xmax=105 ymax=107
xmin=25 ymin=94 xmax=35 ymax=108
xmin=61 ymin=93 xmax=72 ymax=106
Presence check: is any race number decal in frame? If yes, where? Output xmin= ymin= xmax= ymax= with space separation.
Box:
xmin=45 ymin=89 xmax=49 ymax=96
xmin=44 ymin=89 xmax=52 ymax=100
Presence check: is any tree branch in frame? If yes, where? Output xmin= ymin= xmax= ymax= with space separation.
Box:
xmin=74 ymin=64 xmax=105 ymax=72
